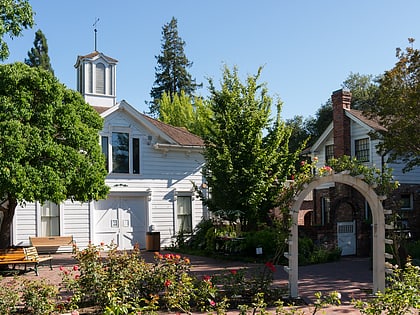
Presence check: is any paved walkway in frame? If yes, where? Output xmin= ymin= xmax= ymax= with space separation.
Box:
xmin=1 ymin=250 xmax=374 ymax=314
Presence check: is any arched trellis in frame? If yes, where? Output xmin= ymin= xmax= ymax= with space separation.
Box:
xmin=286 ymin=173 xmax=387 ymax=298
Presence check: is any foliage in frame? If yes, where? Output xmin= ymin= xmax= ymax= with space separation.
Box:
xmin=149 ymin=17 xmax=201 ymax=116
xmin=0 ymin=277 xmax=19 ymax=314
xmin=0 ymin=63 xmax=109 ymax=248
xmin=202 ymin=65 xmax=299 ymax=231
xmin=312 ymin=291 xmax=341 ymax=315
xmin=159 ymin=90 xmax=213 ymax=137
xmin=298 ymin=237 xmax=341 ymax=266
xmin=368 ymin=38 xmax=420 ymax=172
xmin=0 ymin=0 xmax=34 ymax=60
xmin=353 ymin=260 xmax=420 ymax=314
xmin=25 ymin=29 xmax=54 ymax=74
xmin=326 ymin=155 xmax=399 ymax=196
xmin=21 ymin=278 xmax=59 ymax=315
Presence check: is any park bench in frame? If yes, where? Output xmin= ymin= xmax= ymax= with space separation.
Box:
xmin=29 ymin=235 xmax=75 ymax=254
xmin=0 ymin=246 xmax=53 ymax=275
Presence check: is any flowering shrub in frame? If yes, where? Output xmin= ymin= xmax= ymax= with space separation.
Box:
xmin=0 ymin=277 xmax=19 ymax=314
xmin=21 ymin=278 xmax=59 ymax=315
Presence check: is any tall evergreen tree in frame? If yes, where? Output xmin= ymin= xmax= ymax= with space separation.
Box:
xmin=25 ymin=29 xmax=54 ymax=74
xmin=149 ymin=17 xmax=201 ymax=116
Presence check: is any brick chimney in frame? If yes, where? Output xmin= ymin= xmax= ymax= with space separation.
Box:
xmin=332 ymin=89 xmax=352 ymax=157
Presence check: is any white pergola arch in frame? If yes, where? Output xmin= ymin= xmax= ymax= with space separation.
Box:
xmin=286 ymin=173 xmax=386 ymax=298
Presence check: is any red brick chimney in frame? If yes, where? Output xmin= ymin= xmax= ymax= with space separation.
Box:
xmin=332 ymin=89 xmax=352 ymax=157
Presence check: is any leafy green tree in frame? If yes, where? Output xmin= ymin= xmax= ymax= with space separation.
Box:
xmin=25 ymin=29 xmax=54 ymax=74
xmin=342 ymin=72 xmax=378 ymax=111
xmin=369 ymin=38 xmax=420 ymax=171
xmin=159 ymin=91 xmax=213 ymax=138
xmin=0 ymin=63 xmax=109 ymax=248
xmin=0 ymin=0 xmax=34 ymax=60
xmin=150 ymin=17 xmax=201 ymax=116
xmin=202 ymin=66 xmax=299 ymax=230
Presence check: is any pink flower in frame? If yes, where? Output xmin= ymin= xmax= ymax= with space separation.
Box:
xmin=73 ymin=265 xmax=79 ymax=271
xmin=100 ymin=242 xmax=105 ymax=246
xmin=209 ymin=300 xmax=216 ymax=307
xmin=74 ymin=274 xmax=80 ymax=280
xmin=300 ymin=160 xmax=306 ymax=166
xmin=59 ymin=266 xmax=65 ymax=271
xmin=265 ymin=261 xmax=276 ymax=273
xmin=230 ymin=269 xmax=237 ymax=275
xmin=71 ymin=311 xmax=80 ymax=315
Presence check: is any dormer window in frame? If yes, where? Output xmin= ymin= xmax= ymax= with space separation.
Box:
xmin=96 ymin=63 xmax=105 ymax=94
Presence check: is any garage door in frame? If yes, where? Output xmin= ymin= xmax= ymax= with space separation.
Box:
xmin=94 ymin=196 xmax=147 ymax=250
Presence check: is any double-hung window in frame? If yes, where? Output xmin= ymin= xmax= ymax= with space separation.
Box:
xmin=325 ymin=144 xmax=334 ymax=165
xmin=177 ymin=196 xmax=192 ymax=233
xmin=355 ymin=138 xmax=370 ymax=162
xmin=41 ymin=202 xmax=60 ymax=236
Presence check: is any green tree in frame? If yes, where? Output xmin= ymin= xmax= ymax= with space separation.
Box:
xmin=159 ymin=91 xmax=213 ymax=138
xmin=202 ymin=66 xmax=299 ymax=230
xmin=342 ymin=72 xmax=378 ymax=111
xmin=150 ymin=17 xmax=201 ymax=116
xmin=369 ymin=38 xmax=420 ymax=172
xmin=0 ymin=0 xmax=34 ymax=60
xmin=25 ymin=29 xmax=54 ymax=74
xmin=0 ymin=63 xmax=109 ymax=248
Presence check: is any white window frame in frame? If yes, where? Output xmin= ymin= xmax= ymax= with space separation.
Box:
xmin=39 ymin=201 xmax=61 ymax=236
xmin=174 ymin=192 xmax=193 ymax=234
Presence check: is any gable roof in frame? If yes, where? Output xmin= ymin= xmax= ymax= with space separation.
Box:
xmin=74 ymin=51 xmax=118 ymax=67
xmin=347 ymin=109 xmax=387 ymax=132
xmin=91 ymin=101 xmax=204 ymax=148
xmin=310 ymin=109 xmax=387 ymax=154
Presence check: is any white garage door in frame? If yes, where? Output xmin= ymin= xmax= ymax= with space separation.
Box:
xmin=94 ymin=196 xmax=147 ymax=250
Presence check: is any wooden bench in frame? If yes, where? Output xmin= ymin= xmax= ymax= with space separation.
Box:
xmin=0 ymin=246 xmax=53 ymax=275
xmin=29 ymin=235 xmax=75 ymax=254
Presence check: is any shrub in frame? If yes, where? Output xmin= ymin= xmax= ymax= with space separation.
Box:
xmin=0 ymin=277 xmax=19 ymax=314
xmin=21 ymin=278 xmax=58 ymax=315
xmin=243 ymin=228 xmax=280 ymax=258
xmin=353 ymin=259 xmax=420 ymax=314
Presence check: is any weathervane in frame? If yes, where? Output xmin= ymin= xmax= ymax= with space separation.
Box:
xmin=93 ymin=18 xmax=100 ymax=51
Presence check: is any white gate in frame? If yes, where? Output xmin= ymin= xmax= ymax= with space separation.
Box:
xmin=337 ymin=221 xmax=356 ymax=256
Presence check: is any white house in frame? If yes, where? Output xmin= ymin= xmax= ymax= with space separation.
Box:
xmin=304 ymin=89 xmax=420 ymax=256
xmin=12 ymin=51 xmax=208 ymax=250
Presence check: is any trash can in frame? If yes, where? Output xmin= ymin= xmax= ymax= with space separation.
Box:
xmin=146 ymin=232 xmax=160 ymax=251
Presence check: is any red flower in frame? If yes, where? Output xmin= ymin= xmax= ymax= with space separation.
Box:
xmin=100 ymin=242 xmax=105 ymax=246
xmin=265 ymin=261 xmax=276 ymax=272
xmin=230 ymin=269 xmax=237 ymax=275
xmin=74 ymin=274 xmax=80 ymax=280
xmin=203 ymin=275 xmax=212 ymax=282
xmin=164 ymin=279 xmax=171 ymax=287
xmin=73 ymin=265 xmax=79 ymax=271
xmin=300 ymin=160 xmax=306 ymax=166
xmin=59 ymin=266 xmax=65 ymax=271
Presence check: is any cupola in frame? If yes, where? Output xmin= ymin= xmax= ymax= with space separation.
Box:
xmin=74 ymin=51 xmax=118 ymax=107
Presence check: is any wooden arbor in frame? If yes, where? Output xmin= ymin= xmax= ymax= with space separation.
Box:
xmin=285 ymin=173 xmax=389 ymax=298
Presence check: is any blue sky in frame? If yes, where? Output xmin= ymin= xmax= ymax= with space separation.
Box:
xmin=4 ymin=1 xmax=420 ymax=120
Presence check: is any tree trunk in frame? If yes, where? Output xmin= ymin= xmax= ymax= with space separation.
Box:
xmin=0 ymin=197 xmax=17 ymax=250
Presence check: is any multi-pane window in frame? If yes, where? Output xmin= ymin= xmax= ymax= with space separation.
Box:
xmin=400 ymin=193 xmax=413 ymax=210
xmin=41 ymin=202 xmax=60 ymax=236
xmin=177 ymin=196 xmax=192 ymax=233
xmin=96 ymin=63 xmax=105 ymax=94
xmin=325 ymin=145 xmax=334 ymax=164
xmin=355 ymin=138 xmax=370 ymax=162
xmin=101 ymin=133 xmax=140 ymax=174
